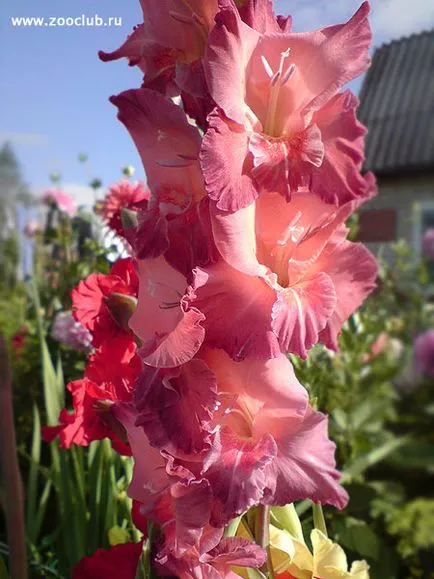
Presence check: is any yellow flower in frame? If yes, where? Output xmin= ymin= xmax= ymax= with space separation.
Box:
xmin=270 ymin=527 xmax=369 ymax=579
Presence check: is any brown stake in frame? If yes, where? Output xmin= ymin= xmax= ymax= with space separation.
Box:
xmin=0 ymin=333 xmax=28 ymax=579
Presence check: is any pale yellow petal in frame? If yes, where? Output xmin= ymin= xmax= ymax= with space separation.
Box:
xmin=311 ymin=530 xmax=348 ymax=575
xmin=349 ymin=560 xmax=370 ymax=578
xmin=269 ymin=526 xmax=313 ymax=579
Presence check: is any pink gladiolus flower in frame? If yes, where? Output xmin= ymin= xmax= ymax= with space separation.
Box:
xmin=192 ymin=186 xmax=378 ymax=359
xmin=201 ymin=2 xmax=373 ymax=210
xmin=132 ymin=350 xmax=348 ymax=527
xmin=422 ymin=228 xmax=434 ymax=260
xmin=43 ymin=188 xmax=77 ymax=217
xmin=414 ymin=329 xmax=434 ymax=378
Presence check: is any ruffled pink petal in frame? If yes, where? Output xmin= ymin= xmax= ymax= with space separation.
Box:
xmin=210 ymin=201 xmax=265 ymax=278
xmin=264 ymin=408 xmax=348 ymax=509
xmin=200 ymin=109 xmax=258 ymax=212
xmin=165 ymin=197 xmax=220 ymax=279
xmin=133 ymin=205 xmax=169 ymax=260
xmin=204 ymin=4 xmax=260 ymax=124
xmin=129 ymin=257 xmax=205 ymax=368
xmin=253 ymin=2 xmax=371 ymax=134
xmin=170 ymin=479 xmax=213 ymax=554
xmin=272 ymin=272 xmax=337 ymax=358
xmin=110 ymin=88 xmax=204 ymax=202
xmin=205 ymin=536 xmax=266 ymax=569
xmin=192 ymin=261 xmax=280 ymax=360
xmin=112 ymin=403 xmax=170 ymax=509
xmin=99 ymin=24 xmax=146 ymax=66
xmin=310 ymin=91 xmax=369 ymax=205
xmin=238 ymin=0 xmax=282 ymax=33
xmin=203 ymin=427 xmax=277 ymax=526
xmin=134 ymin=359 xmax=219 ymax=456
xmin=201 ymin=348 xmax=308 ymax=421
xmin=249 ymin=125 xmax=324 ymax=199
xmin=139 ymin=0 xmax=218 ymax=61
xmin=317 ymin=239 xmax=378 ymax=350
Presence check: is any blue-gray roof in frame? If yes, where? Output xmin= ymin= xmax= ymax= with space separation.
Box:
xmin=358 ymin=29 xmax=434 ymax=175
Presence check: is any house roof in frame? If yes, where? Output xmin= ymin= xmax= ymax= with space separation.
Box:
xmin=358 ymin=29 xmax=434 ymax=176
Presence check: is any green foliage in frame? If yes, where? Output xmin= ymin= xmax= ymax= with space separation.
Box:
xmin=292 ymin=241 xmax=434 ymax=578
xmin=387 ymin=499 xmax=434 ymax=559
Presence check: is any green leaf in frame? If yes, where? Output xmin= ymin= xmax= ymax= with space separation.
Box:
xmin=342 ymin=436 xmax=410 ymax=482
xmin=388 ymin=442 xmax=434 ymax=471
xmin=331 ymin=517 xmax=380 ymax=560
xmin=26 ymin=404 xmax=42 ymax=542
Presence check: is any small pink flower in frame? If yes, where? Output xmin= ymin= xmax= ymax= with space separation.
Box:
xmin=52 ymin=311 xmax=92 ymax=351
xmin=414 ymin=329 xmax=434 ymax=378
xmin=364 ymin=331 xmax=404 ymax=363
xmin=23 ymin=219 xmax=42 ymax=238
xmin=422 ymin=229 xmax=434 ymax=260
xmin=96 ymin=180 xmax=150 ymax=237
xmin=43 ymin=188 xmax=77 ymax=217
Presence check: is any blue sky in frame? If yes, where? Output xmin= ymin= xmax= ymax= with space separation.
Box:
xmin=1 ymin=0 xmax=433 ymax=207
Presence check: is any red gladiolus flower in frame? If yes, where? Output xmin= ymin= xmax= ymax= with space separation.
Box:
xmin=72 ymin=258 xmax=138 ymax=347
xmin=72 ymin=542 xmax=143 ymax=579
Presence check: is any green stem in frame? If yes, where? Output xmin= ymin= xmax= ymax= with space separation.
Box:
xmin=255 ymin=505 xmax=275 ymax=579
xmin=312 ymin=503 xmax=328 ymax=537
xmin=224 ymin=515 xmax=243 ymax=537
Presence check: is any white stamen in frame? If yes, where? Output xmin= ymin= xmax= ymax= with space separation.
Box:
xmin=261 ymin=55 xmax=274 ymax=78
xmin=281 ymin=63 xmax=296 ymax=85
xmin=271 ymin=71 xmax=281 ymax=87
xmin=263 ymin=46 xmax=293 ymax=136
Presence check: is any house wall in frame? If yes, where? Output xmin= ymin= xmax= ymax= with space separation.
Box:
xmin=358 ymin=174 xmax=434 ymax=259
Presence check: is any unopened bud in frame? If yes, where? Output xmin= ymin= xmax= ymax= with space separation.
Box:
xmin=105 ymin=292 xmax=137 ymax=333
xmin=121 ymin=208 xmax=139 ymax=231
xmin=90 ymin=178 xmax=102 ymax=190
xmin=122 ymin=164 xmax=135 ymax=177
xmin=50 ymin=172 xmax=61 ymax=184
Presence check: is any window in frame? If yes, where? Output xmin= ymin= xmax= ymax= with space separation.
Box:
xmin=358 ymin=209 xmax=397 ymax=243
